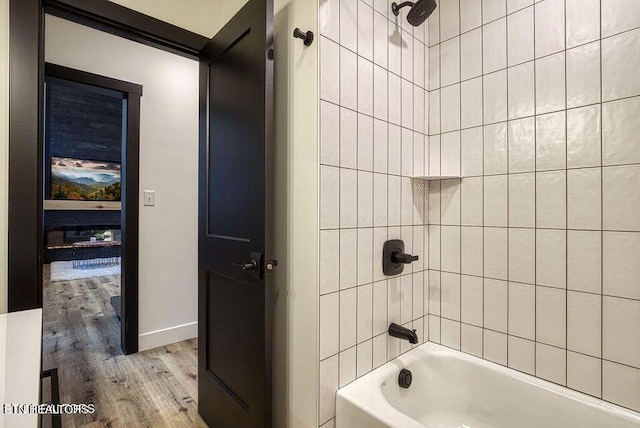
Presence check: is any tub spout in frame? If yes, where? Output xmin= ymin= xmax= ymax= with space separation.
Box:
xmin=388 ymin=322 xmax=418 ymax=344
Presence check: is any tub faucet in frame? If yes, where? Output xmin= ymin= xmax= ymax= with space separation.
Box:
xmin=388 ymin=322 xmax=418 ymax=344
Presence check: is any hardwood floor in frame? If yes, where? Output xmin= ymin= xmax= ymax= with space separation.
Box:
xmin=42 ymin=266 xmax=206 ymax=427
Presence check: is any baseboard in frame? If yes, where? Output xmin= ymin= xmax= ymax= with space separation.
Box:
xmin=138 ymin=321 xmax=197 ymax=351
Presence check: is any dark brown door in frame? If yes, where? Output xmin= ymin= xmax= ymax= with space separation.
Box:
xmin=197 ymin=0 xmax=274 ymax=427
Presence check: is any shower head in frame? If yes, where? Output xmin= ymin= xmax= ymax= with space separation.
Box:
xmin=391 ymin=0 xmax=437 ymax=26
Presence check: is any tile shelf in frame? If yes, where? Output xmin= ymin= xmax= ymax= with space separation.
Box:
xmin=411 ymin=175 xmax=462 ymax=180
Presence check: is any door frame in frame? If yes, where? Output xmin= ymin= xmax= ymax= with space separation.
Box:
xmin=43 ymin=63 xmax=143 ymax=354
xmin=7 ymin=0 xmax=206 ymax=339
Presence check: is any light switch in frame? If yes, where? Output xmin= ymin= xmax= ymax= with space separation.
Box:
xmin=144 ymin=190 xmax=155 ymax=206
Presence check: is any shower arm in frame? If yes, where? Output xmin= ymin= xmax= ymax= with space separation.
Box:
xmin=391 ymin=1 xmax=415 ymax=16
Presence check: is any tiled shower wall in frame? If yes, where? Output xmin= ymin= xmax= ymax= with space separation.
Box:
xmin=426 ymin=0 xmax=640 ymax=415
xmin=318 ymin=0 xmax=431 ymax=425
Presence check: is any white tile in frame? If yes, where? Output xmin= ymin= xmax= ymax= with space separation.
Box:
xmin=509 ymin=228 xmax=536 ymax=284
xmin=536 ymin=111 xmax=566 ymax=171
xmin=603 ymin=296 xmax=640 ymax=368
xmin=373 ymin=119 xmax=387 ymax=173
xmin=319 ymin=355 xmax=338 ymax=425
xmin=509 ymin=173 xmax=535 ymax=228
xmin=567 ymin=168 xmax=601 ymax=230
xmin=429 ymin=90 xmax=441 ymax=134
xmin=340 ymin=229 xmax=357 ymax=290
xmin=340 ymin=168 xmax=357 ymax=228
xmin=373 ymin=66 xmax=388 ymax=121
xmin=373 ymin=11 xmax=388 ymax=68
xmin=484 ymin=175 xmax=508 ymax=227
xmin=484 ymin=122 xmax=508 ymax=175
xmin=535 ymin=53 xmax=566 ymax=115
xmin=461 ymin=0 xmax=483 ymax=32
xmin=429 ymin=45 xmax=441 ymax=90
xmin=536 ymin=286 xmax=567 ymax=348
xmin=320 ymin=293 xmax=339 ymax=359
xmin=484 ymin=279 xmax=508 ymax=332
xmin=461 ymin=28 xmax=483 ymax=81
xmin=536 ymin=170 xmax=567 ymax=229
xmin=441 ymin=84 xmax=461 ymax=133
xmin=536 ymin=229 xmax=567 ymax=289
xmin=413 ymin=132 xmax=425 ymax=177
xmin=340 ymin=47 xmax=358 ymax=110
xmin=388 ymin=175 xmax=401 ymax=226
xmin=602 ymin=29 xmax=640 ymax=101
xmin=440 ymin=36 xmax=460 ymax=87
xmin=567 ymin=42 xmax=601 ymax=109
xmin=441 ymin=272 xmax=461 ymax=321
xmin=414 ymin=87 xmax=425 ymax=134
xmin=340 ymin=288 xmax=357 ymax=351
xmin=484 ymin=330 xmax=508 ymax=365
xmin=567 ymin=352 xmax=602 ymax=398
xmin=320 ymin=166 xmax=340 ymax=229
xmin=401 ymin=177 xmax=413 ymax=225
xmin=441 ymin=226 xmax=461 ymax=273
xmin=603 ymin=360 xmax=640 ymax=412
xmin=484 ymin=70 xmax=508 ymax=124
xmin=373 ymin=228 xmax=387 ymax=282
xmin=358 ymin=1 xmax=374 ymax=61
xmin=372 ymin=333 xmax=387 ymax=368
xmin=567 ymin=291 xmax=601 ymax=357
xmin=462 ymin=177 xmax=483 ymax=226
xmin=507 ymin=6 xmax=534 ymax=66
xmin=484 ymin=227 xmax=508 ymax=280
xmin=568 ymin=231 xmax=602 ymax=294
xmin=567 ymin=105 xmax=601 ymax=169
xmin=603 ymin=97 xmax=640 ymax=166
xmin=602 ymin=0 xmax=640 ymax=38
xmin=413 ymin=272 xmax=425 ymax=319
xmin=508 ymin=61 xmax=535 ymax=120
xmin=484 ymin=0 xmax=507 ymax=23
xmin=400 ymin=274 xmax=413 ymax=324
xmin=462 ymin=227 xmax=484 ymax=276
xmin=427 ymin=1 xmax=441 ymax=44
xmin=320 ymin=38 xmax=340 ymax=105
xmin=358 ymin=228 xmax=373 ymax=285
xmin=414 ymin=41 xmax=425 ymax=89
xmin=341 ymin=108 xmax=357 ymax=169
xmin=508 ymin=336 xmax=535 ymax=375
xmin=440 ymin=0 xmax=461 ymax=40
xmin=401 ymin=33 xmax=414 ymax=82
xmin=428 ymin=315 xmax=441 ymax=343
xmin=373 ymin=174 xmax=388 ymax=228
xmin=388 ymin=73 xmax=402 ymax=126
xmin=321 ymin=230 xmax=340 ymax=295
xmin=321 ymin=101 xmax=340 ymax=166
xmin=358 ymin=114 xmax=374 ymax=171
xmin=483 ymin=18 xmax=507 ymax=74
xmin=320 ymin=418 xmax=336 ymax=428
xmin=340 ymin=0 xmax=358 ymax=51
xmin=461 ymin=78 xmax=483 ymax=129
xmin=358 ymin=171 xmax=373 ymax=227
xmin=401 ymin=128 xmax=413 ymax=176
xmin=461 ymin=274 xmax=484 ymax=326
xmin=566 ymin=0 xmax=600 ymax=48
xmin=429 ymin=182 xmax=441 ymax=225
xmin=441 ymin=132 xmax=461 ymax=176
xmin=507 ymin=0 xmax=533 ymax=14
xmin=356 ymin=340 xmax=373 ymax=378
xmin=603 ymin=165 xmax=640 ymax=231
xmin=536 ymin=343 xmax=566 ymax=385
xmin=388 ymin=276 xmax=401 ymax=324
xmin=509 ymin=282 xmax=535 ymax=339
xmin=535 ymin=0 xmax=565 ymax=57
xmin=508 ymin=117 xmax=536 ymax=173
xmin=357 ymin=284 xmax=373 ymax=343
xmin=604 ymin=232 xmax=640 ymax=300
xmin=462 ymin=127 xmax=484 ymax=177
xmin=388 ymin=124 xmax=401 ymax=175
xmin=401 ymin=79 xmax=414 ymax=130
xmin=319 ymin=0 xmax=340 ymax=39
xmin=441 ymin=179 xmax=461 ymax=225
xmin=339 ymin=347 xmax=356 ymax=387
xmin=428 ymin=270 xmax=441 ymax=315
xmin=388 ymin=21 xmax=402 ymax=76
xmin=461 ymin=324 xmax=483 ymax=357
xmin=441 ymin=318 xmax=461 ymax=350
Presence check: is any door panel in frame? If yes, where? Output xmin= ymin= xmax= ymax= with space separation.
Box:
xmin=198 ymin=0 xmax=274 ymax=426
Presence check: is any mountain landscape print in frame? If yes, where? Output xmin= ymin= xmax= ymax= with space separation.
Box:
xmin=50 ymin=157 xmax=121 ymax=201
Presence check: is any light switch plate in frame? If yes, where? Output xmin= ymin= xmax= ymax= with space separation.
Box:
xmin=144 ymin=190 xmax=155 ymax=206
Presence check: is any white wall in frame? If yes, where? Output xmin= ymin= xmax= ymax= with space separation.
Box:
xmin=0 ymin=0 xmax=8 ymax=315
xmin=45 ymin=14 xmax=199 ymax=351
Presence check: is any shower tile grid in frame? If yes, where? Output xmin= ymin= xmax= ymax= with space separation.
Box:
xmin=424 ymin=0 xmax=640 ymax=416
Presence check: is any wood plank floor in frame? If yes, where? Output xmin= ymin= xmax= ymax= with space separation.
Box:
xmin=42 ymin=266 xmax=207 ymax=428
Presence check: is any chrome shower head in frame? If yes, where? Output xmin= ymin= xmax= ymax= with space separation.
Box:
xmin=391 ymin=0 xmax=437 ymax=26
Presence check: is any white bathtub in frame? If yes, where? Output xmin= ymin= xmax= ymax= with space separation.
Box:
xmin=336 ymin=342 xmax=640 ymax=428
